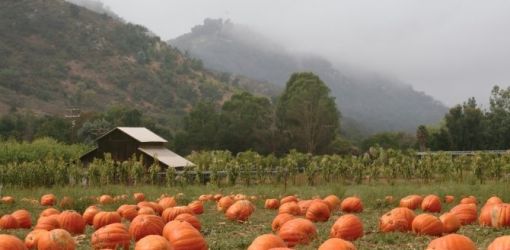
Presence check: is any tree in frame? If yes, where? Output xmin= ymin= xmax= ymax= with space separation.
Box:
xmin=416 ymin=125 xmax=429 ymax=151
xmin=219 ymin=92 xmax=274 ymax=154
xmin=486 ymin=85 xmax=510 ymax=149
xmin=276 ymin=72 xmax=340 ymax=154
xmin=175 ymin=102 xmax=221 ymax=153
xmin=445 ymin=97 xmax=485 ymax=150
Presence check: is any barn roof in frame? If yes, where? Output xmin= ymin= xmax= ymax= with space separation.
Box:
xmin=98 ymin=127 xmax=168 ymax=143
xmin=138 ymin=146 xmax=195 ymax=167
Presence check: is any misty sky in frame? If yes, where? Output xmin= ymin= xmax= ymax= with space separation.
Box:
xmin=98 ymin=0 xmax=510 ymax=106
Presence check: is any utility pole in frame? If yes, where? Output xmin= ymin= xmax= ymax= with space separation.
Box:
xmin=65 ymin=107 xmax=81 ymax=143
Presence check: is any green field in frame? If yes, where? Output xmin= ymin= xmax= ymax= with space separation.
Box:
xmin=1 ymin=182 xmax=510 ymax=249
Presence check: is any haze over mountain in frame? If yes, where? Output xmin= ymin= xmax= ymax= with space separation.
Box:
xmin=170 ymin=19 xmax=447 ymax=133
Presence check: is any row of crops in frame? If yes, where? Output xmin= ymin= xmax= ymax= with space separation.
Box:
xmin=1 ymin=147 xmax=510 ymax=187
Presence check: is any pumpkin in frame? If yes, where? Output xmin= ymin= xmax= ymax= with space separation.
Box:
xmin=83 ymin=206 xmax=101 ymax=225
xmin=93 ymin=211 xmax=122 ymax=230
xmin=213 ymin=194 xmax=222 ymax=201
xmin=91 ymin=223 xmax=130 ymax=250
xmin=11 ymin=209 xmax=32 ymax=229
xmin=278 ymin=201 xmax=301 ymax=216
xmin=135 ymin=235 xmax=171 ymax=250
xmin=323 ymin=195 xmax=341 ymax=211
xmin=138 ymin=206 xmax=156 ymax=216
xmin=37 ymin=229 xmax=76 ymax=250
xmin=460 ymin=196 xmax=477 ymax=205
xmin=117 ymin=204 xmax=139 ymax=221
xmin=379 ymin=207 xmax=416 ymax=232
xmin=280 ymin=195 xmax=298 ymax=204
xmin=297 ymin=200 xmax=313 ymax=215
xmin=58 ymin=210 xmax=86 ymax=235
xmin=425 ymin=233 xmax=476 ymax=250
xmin=330 ymin=214 xmax=364 ymax=241
xmin=159 ymin=197 xmax=177 ymax=209
xmin=399 ymin=195 xmax=423 ymax=210
xmin=247 ymin=234 xmax=287 ymax=250
xmin=488 ymin=236 xmax=510 ymax=250
xmin=217 ymin=196 xmax=235 ymax=212
xmin=59 ymin=196 xmax=73 ymax=209
xmin=198 ymin=194 xmax=211 ymax=202
xmin=340 ymin=197 xmax=363 ymax=213
xmin=491 ymin=203 xmax=510 ymax=228
xmin=450 ymin=203 xmax=477 ymax=225
xmin=486 ymin=196 xmax=503 ymax=205
xmin=138 ymin=202 xmax=164 ymax=215
xmin=99 ymin=195 xmax=114 ymax=205
xmin=188 ymin=201 xmax=204 ymax=215
xmin=411 ymin=214 xmax=443 ymax=236
xmin=1 ymin=196 xmax=15 ymax=204
xmin=162 ymin=220 xmax=208 ymax=250
xmin=162 ymin=206 xmax=194 ymax=222
xmin=174 ymin=213 xmax=201 ymax=231
xmin=35 ymin=215 xmax=60 ymax=231
xmin=134 ymin=193 xmax=145 ymax=202
xmin=234 ymin=194 xmax=248 ymax=201
xmin=271 ymin=213 xmax=295 ymax=232
xmin=444 ymin=195 xmax=455 ymax=204
xmin=421 ymin=195 xmax=441 ymax=213
xmin=480 ymin=204 xmax=497 ymax=226
xmin=385 ymin=196 xmax=394 ymax=204
xmin=40 ymin=194 xmax=57 ymax=206
xmin=306 ymin=200 xmax=331 ymax=222
xmin=318 ymin=238 xmax=357 ymax=250
xmin=25 ymin=229 xmax=48 ymax=249
xmin=40 ymin=208 xmax=60 ymax=217
xmin=440 ymin=212 xmax=461 ymax=233
xmin=265 ymin=199 xmax=280 ymax=209
xmin=0 ymin=214 xmax=19 ymax=229
xmin=225 ymin=200 xmax=255 ymax=221
xmin=129 ymin=214 xmax=165 ymax=241
xmin=278 ymin=218 xmax=317 ymax=247
xmin=0 ymin=234 xmax=26 ymax=250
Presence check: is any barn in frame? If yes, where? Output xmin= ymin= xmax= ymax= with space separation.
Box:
xmin=80 ymin=127 xmax=194 ymax=169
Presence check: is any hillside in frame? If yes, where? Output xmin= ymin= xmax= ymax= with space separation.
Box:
xmin=0 ymin=1 xmax=274 ymax=129
xmin=170 ymin=19 xmax=448 ymax=133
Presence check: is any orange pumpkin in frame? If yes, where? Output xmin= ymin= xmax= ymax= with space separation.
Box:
xmin=488 ymin=236 xmax=510 ymax=250
xmin=460 ymin=196 xmax=477 ymax=205
xmin=0 ymin=214 xmax=19 ymax=229
xmin=162 ymin=206 xmax=194 ymax=222
xmin=0 ymin=234 xmax=26 ymax=250
xmin=40 ymin=208 xmax=60 ymax=217
xmin=225 ymin=200 xmax=255 ymax=221
xmin=330 ymin=214 xmax=364 ymax=241
xmin=188 ymin=201 xmax=204 ymax=215
xmin=159 ymin=197 xmax=177 ymax=209
xmin=421 ymin=195 xmax=441 ymax=213
xmin=379 ymin=207 xmax=416 ymax=232
xmin=11 ymin=209 xmax=32 ymax=229
xmin=278 ymin=218 xmax=317 ymax=247
xmin=135 ymin=235 xmax=171 ymax=250
xmin=213 ymin=194 xmax=222 ymax=201
xmin=37 ymin=229 xmax=76 ymax=250
xmin=385 ymin=196 xmax=394 ymax=204
xmin=297 ymin=200 xmax=313 ymax=215
xmin=440 ymin=212 xmax=461 ymax=234
xmin=399 ymin=195 xmax=423 ymax=210
xmin=247 ymin=234 xmax=287 ymax=250
xmin=91 ymin=223 xmax=130 ymax=250
xmin=217 ymin=196 xmax=235 ymax=212
xmin=117 ymin=204 xmax=139 ymax=221
xmin=323 ymin=195 xmax=341 ymax=211
xmin=93 ymin=211 xmax=122 ymax=230
xmin=138 ymin=206 xmax=156 ymax=216
xmin=99 ymin=195 xmax=114 ymax=205
xmin=129 ymin=214 xmax=165 ymax=241
xmin=491 ymin=203 xmax=510 ymax=228
xmin=278 ymin=202 xmax=301 ymax=216
xmin=280 ymin=195 xmax=298 ymax=205
xmin=59 ymin=196 xmax=74 ymax=209
xmin=174 ymin=213 xmax=201 ymax=231
xmin=40 ymin=194 xmax=57 ymax=206
xmin=83 ymin=206 xmax=101 ymax=225
xmin=25 ymin=229 xmax=48 ymax=249
xmin=480 ymin=204 xmax=497 ymax=226
xmin=162 ymin=220 xmax=207 ymax=250
xmin=411 ymin=214 xmax=443 ymax=236
xmin=58 ymin=210 xmax=86 ymax=235
xmin=318 ymin=238 xmax=357 ymax=250
xmin=271 ymin=213 xmax=295 ymax=232
xmin=265 ymin=199 xmax=280 ymax=209
xmin=137 ymin=201 xmax=164 ymax=215
xmin=425 ymin=233 xmax=476 ymax=250
xmin=340 ymin=197 xmax=363 ymax=213
xmin=134 ymin=193 xmax=145 ymax=202
xmin=34 ymin=215 xmax=60 ymax=231
xmin=444 ymin=195 xmax=455 ymax=204
xmin=450 ymin=203 xmax=477 ymax=225
xmin=305 ymin=200 xmax=331 ymax=222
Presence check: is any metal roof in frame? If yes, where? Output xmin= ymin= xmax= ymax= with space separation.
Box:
xmin=98 ymin=127 xmax=168 ymax=143
xmin=138 ymin=146 xmax=195 ymax=168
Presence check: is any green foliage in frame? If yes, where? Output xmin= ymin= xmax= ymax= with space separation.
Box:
xmin=0 ymin=137 xmax=87 ymax=164
xmin=361 ymin=132 xmax=416 ymax=152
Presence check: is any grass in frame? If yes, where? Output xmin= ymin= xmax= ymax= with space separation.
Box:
xmin=1 ymin=182 xmax=510 ymax=249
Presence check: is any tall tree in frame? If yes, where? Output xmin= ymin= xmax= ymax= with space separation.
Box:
xmin=276 ymin=72 xmax=340 ymax=154
xmin=416 ymin=125 xmax=429 ymax=151
xmin=174 ymin=102 xmax=221 ymax=153
xmin=445 ymin=97 xmax=485 ymax=150
xmin=486 ymin=85 xmax=510 ymax=149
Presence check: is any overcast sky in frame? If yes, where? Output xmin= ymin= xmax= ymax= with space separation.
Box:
xmin=98 ymin=0 xmax=510 ymax=106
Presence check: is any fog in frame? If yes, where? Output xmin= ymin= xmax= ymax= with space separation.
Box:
xmin=98 ymin=0 xmax=510 ymax=106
